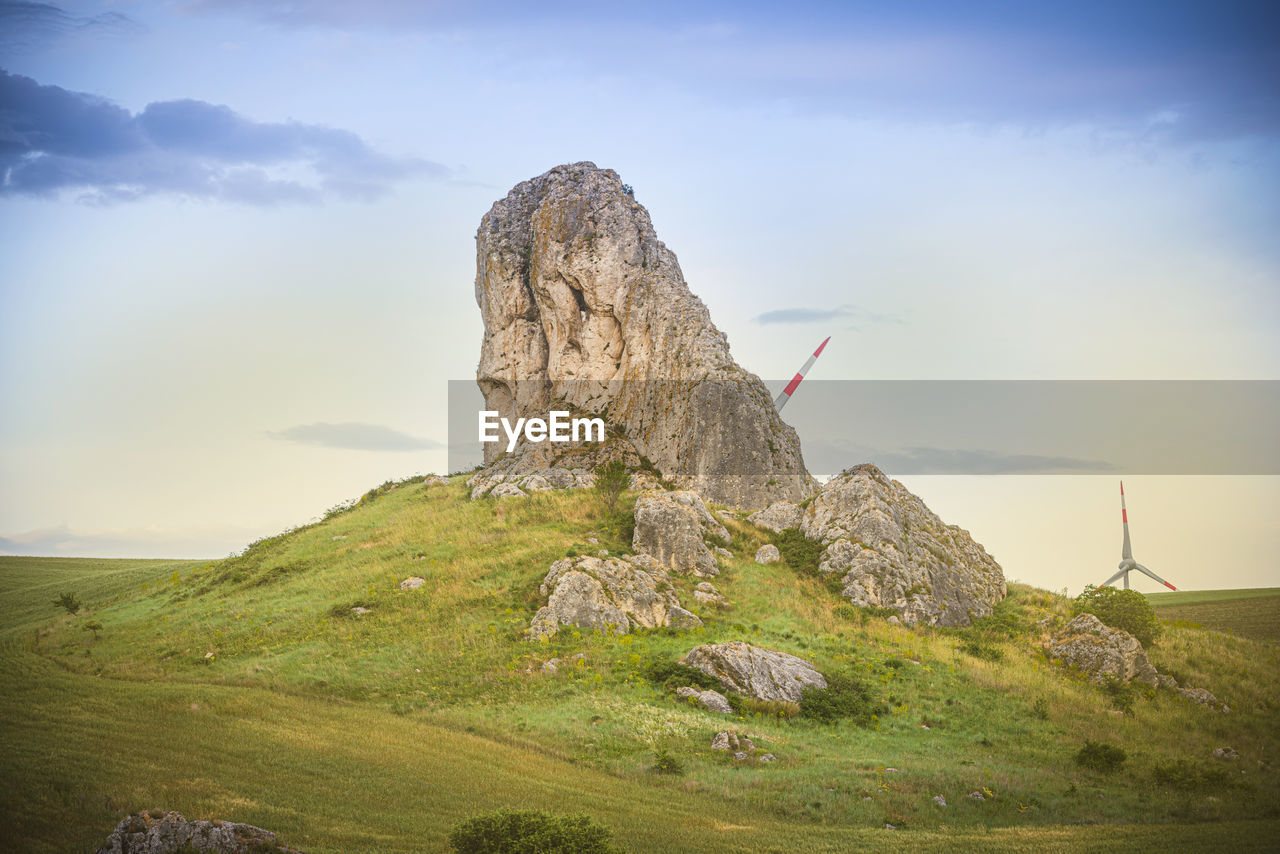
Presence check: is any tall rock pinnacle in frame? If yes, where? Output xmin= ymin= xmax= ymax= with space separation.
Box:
xmin=473 ymin=162 xmax=813 ymax=509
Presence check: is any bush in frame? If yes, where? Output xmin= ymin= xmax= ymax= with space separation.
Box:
xmin=651 ymin=750 xmax=684 ymax=775
xmin=773 ymin=529 xmax=825 ymax=577
xmin=1076 ymin=740 xmax=1127 ymax=773
xmin=1098 ymin=675 xmax=1137 ymax=714
xmin=1073 ymin=584 xmax=1161 ymax=646
xmin=641 ymin=658 xmax=721 ymax=692
xmin=1153 ymin=759 xmax=1230 ymax=790
xmin=968 ymin=597 xmax=1028 ymax=639
xmin=594 ymin=461 xmax=629 ymax=514
xmin=51 ymin=592 xmax=81 ymax=615
xmin=448 ymin=809 xmax=618 ymax=854
xmin=959 ymin=639 xmax=1004 ymax=662
xmin=799 ymin=673 xmax=882 ymax=726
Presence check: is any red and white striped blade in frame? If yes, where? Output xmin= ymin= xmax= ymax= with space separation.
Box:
xmin=774 ymin=336 xmax=830 ymax=411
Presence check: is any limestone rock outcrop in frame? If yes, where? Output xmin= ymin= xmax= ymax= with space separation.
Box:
xmin=632 ymin=491 xmax=728 ymax=577
xmin=95 ymin=811 xmax=302 ymax=854
xmin=472 ymin=162 xmax=813 ymax=510
xmin=681 ymin=641 xmax=826 ymax=703
xmin=1049 ymin=613 xmax=1160 ymax=686
xmin=748 ymin=501 xmax=803 ymax=533
xmin=675 ymin=685 xmax=733 ymax=714
xmin=794 ymin=464 xmax=1005 ymax=627
xmin=529 ymin=554 xmax=701 ymax=638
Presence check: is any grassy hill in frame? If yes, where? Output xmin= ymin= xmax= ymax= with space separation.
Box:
xmin=3 ymin=476 xmax=1279 ymax=852
xmin=1146 ymin=589 xmax=1280 ymax=644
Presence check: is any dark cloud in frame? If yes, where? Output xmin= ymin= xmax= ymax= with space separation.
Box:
xmin=0 ymin=70 xmax=443 ymax=204
xmin=0 ymin=1 xmax=143 ymax=51
xmin=268 ymin=422 xmax=442 ymax=452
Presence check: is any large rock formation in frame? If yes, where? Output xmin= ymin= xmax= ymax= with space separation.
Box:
xmin=758 ymin=464 xmax=1006 ymax=627
xmin=473 ymin=162 xmax=813 ymax=510
xmin=95 ymin=811 xmax=302 ymax=854
xmin=528 ymin=554 xmax=701 ymax=638
xmin=681 ymin=641 xmax=827 ymax=703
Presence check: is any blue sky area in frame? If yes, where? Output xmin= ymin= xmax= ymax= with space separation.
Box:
xmin=1 ymin=1 xmax=1276 ymax=592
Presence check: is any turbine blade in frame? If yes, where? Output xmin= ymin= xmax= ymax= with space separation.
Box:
xmin=1135 ymin=563 xmax=1177 ymax=591
xmin=1101 ymin=568 xmax=1127 ymax=588
xmin=774 ymin=336 xmax=830 ymax=411
xmin=1120 ymin=481 xmax=1133 ymax=561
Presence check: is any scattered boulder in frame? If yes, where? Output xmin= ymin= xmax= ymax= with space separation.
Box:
xmin=528 ymin=554 xmax=702 ymax=639
xmin=1177 ymin=686 xmax=1230 ymax=713
xmin=471 ymin=162 xmax=814 ymax=510
xmin=94 ymin=810 xmax=302 ymax=854
xmin=710 ymin=730 xmax=737 ymax=751
xmin=713 ymin=545 xmax=732 ymax=558
xmin=682 ymin=641 xmax=826 ymax=703
xmin=754 ymin=544 xmax=780 ymax=564
xmin=932 ymin=795 xmax=947 ymax=807
xmin=733 ymin=751 xmax=749 ymax=761
xmin=801 ymin=465 xmax=1006 ymax=627
xmin=632 ymin=492 xmax=727 ymax=577
xmin=748 ymin=501 xmax=803 ymax=533
xmin=1213 ymin=747 xmax=1240 ymax=761
xmin=423 ymin=475 xmax=450 ymax=487
xmin=968 ymin=791 xmax=986 ymax=801
xmin=399 ymin=577 xmax=426 ymax=591
xmin=350 ymin=606 xmax=371 ymax=616
xmin=489 ymin=482 xmax=527 ymax=499
xmin=676 ymin=686 xmax=733 ymax=714
xmin=1049 ymin=613 xmax=1160 ymax=686
xmin=759 ymin=753 xmax=776 ymax=763
xmin=693 ymin=581 xmax=728 ymax=607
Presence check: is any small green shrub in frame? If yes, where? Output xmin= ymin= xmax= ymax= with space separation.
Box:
xmin=83 ymin=621 xmax=102 ymax=640
xmin=594 ymin=461 xmax=629 ymax=514
xmin=1073 ymin=584 xmax=1161 ymax=646
xmin=968 ymin=597 xmax=1029 ymax=639
xmin=832 ymin=603 xmax=859 ymax=621
xmin=51 ymin=592 xmax=82 ymax=615
xmin=1076 ymin=740 xmax=1127 ymax=773
xmin=773 ymin=529 xmax=825 ymax=578
xmin=1031 ymin=697 xmax=1050 ymax=720
xmin=1098 ymin=675 xmax=1136 ymax=714
xmin=799 ymin=673 xmax=882 ymax=726
xmin=651 ymin=751 xmax=684 ymax=775
xmin=641 ymin=658 xmax=720 ymax=691
xmin=448 ymin=809 xmax=619 ymax=854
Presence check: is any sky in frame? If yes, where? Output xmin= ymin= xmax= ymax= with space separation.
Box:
xmin=1 ymin=0 xmax=1277 ymax=594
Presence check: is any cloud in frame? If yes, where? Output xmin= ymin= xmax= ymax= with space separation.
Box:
xmin=803 ymin=439 xmax=1114 ymax=476
xmin=0 ymin=70 xmax=443 ymax=204
xmin=753 ymin=305 xmax=902 ymax=326
xmin=268 ymin=422 xmax=442 ymax=452
xmin=0 ymin=1 xmax=143 ymax=51
xmin=0 ymin=523 xmax=254 ymax=558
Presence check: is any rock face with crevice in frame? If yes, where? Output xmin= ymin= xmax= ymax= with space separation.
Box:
xmin=473 ymin=162 xmax=813 ymax=510
xmin=632 ymin=491 xmax=729 ymax=577
xmin=1049 ymin=613 xmax=1160 ymax=686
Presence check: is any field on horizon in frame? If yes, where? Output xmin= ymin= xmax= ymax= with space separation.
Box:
xmin=2 ymin=480 xmax=1279 ymax=853
xmin=1147 ymin=588 xmax=1280 ymax=644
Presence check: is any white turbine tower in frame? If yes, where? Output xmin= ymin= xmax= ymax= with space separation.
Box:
xmin=1101 ymin=481 xmax=1177 ymax=591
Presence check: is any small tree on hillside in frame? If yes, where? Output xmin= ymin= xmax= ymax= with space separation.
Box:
xmin=52 ymin=592 xmax=81 ymax=615
xmin=1073 ymin=584 xmax=1161 ymax=646
xmin=594 ymin=460 xmax=629 ymax=513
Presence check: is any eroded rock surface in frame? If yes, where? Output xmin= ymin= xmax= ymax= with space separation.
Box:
xmin=529 ymin=554 xmax=701 ymax=638
xmin=472 ymin=162 xmax=813 ymax=509
xmin=682 ymin=641 xmax=826 ymax=703
xmin=1049 ymin=613 xmax=1160 ymax=686
xmin=95 ymin=811 xmax=302 ymax=854
xmin=675 ymin=686 xmax=733 ymax=714
xmin=797 ymin=464 xmax=1005 ymax=627
xmin=632 ymin=491 xmax=728 ymax=577
xmin=748 ymin=501 xmax=803 ymax=533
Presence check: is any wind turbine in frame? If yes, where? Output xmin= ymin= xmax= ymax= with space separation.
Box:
xmin=773 ymin=336 xmax=830 ymax=411
xmin=1101 ymin=481 xmax=1177 ymax=591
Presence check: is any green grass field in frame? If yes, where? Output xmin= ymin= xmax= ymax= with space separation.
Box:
xmin=3 ymin=478 xmax=1279 ymax=852
xmin=1147 ymin=589 xmax=1280 ymax=643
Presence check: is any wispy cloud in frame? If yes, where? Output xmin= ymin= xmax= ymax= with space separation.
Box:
xmin=0 ymin=1 xmax=143 ymax=51
xmin=0 ymin=523 xmax=257 ymax=558
xmin=268 ymin=422 xmax=442 ymax=452
xmin=0 ymin=71 xmax=444 ymax=204
xmin=754 ymin=305 xmax=902 ymax=326
xmin=804 ymin=439 xmax=1114 ymax=476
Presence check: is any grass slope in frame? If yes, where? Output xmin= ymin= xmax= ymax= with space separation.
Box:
xmin=3 ymin=478 xmax=1279 ymax=852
